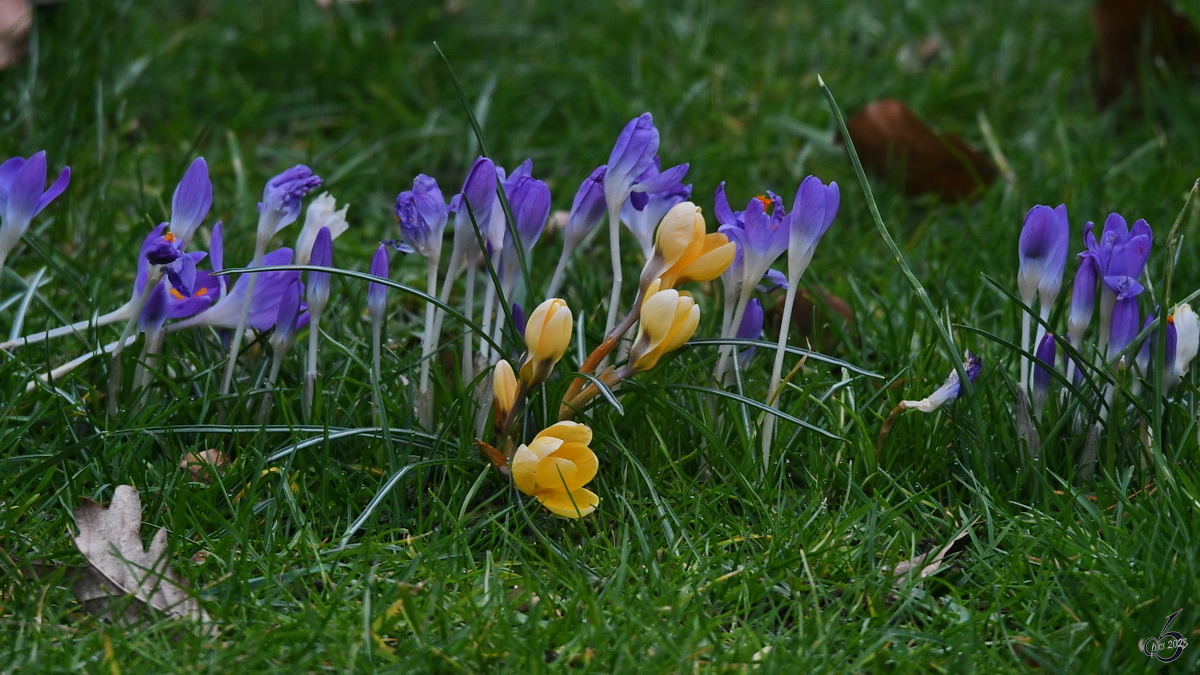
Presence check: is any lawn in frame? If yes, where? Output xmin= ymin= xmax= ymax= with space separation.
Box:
xmin=2 ymin=0 xmax=1199 ymax=672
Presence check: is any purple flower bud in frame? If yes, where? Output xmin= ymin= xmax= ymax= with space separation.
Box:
xmin=270 ymin=279 xmax=303 ymax=350
xmin=604 ymin=113 xmax=659 ymax=208
xmin=457 ymin=157 xmax=498 ymax=232
xmin=368 ymin=244 xmax=389 ymax=319
xmin=1016 ymin=204 xmax=1069 ymax=308
xmin=1165 ymin=314 xmax=1179 ymax=376
xmin=512 ymin=302 xmax=526 ymax=338
xmin=395 ymin=174 xmax=449 ymax=260
xmin=563 ymin=165 xmax=607 ymax=250
xmin=621 ymin=158 xmax=692 ymax=258
xmin=1032 ymin=332 xmax=1056 ymax=417
xmin=0 ymin=152 xmax=70 ymax=271
xmin=138 ymin=281 xmax=171 ymax=335
xmin=170 ymin=158 xmax=212 ymax=246
xmin=736 ymin=298 xmax=765 ymax=369
xmin=259 ymin=165 xmax=322 ymax=237
xmin=505 ymin=173 xmax=551 ymax=253
xmin=787 ymin=175 xmax=840 ymax=274
xmin=757 ymin=268 xmax=789 ymax=293
xmin=1108 ymin=296 xmax=1140 ymax=361
xmin=306 ymin=227 xmax=333 ymax=318
xmin=1067 ymin=257 xmax=1096 ymax=341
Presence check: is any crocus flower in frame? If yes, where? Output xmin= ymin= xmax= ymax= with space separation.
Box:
xmin=736 ymin=297 xmax=764 ymax=370
xmin=628 ymin=280 xmax=700 ymax=373
xmin=1081 ymin=213 xmax=1151 ymax=355
xmin=785 ymin=176 xmax=841 ymax=278
xmin=1032 ymin=333 xmax=1056 ymax=418
xmin=394 ymin=175 xmax=449 ymax=261
xmin=1016 ymin=205 xmax=1070 ymax=314
xmin=1067 ymin=256 xmax=1097 ymax=348
xmin=257 ymin=165 xmax=323 ymax=247
xmin=620 ymin=158 xmax=692 ymax=258
xmin=520 ymin=298 xmax=573 ymax=387
xmin=1107 ymin=294 xmax=1140 ymax=362
xmin=493 ymin=359 xmax=518 ymax=422
xmin=896 ymin=353 xmax=983 ymax=413
xmin=306 ymin=228 xmax=333 ymax=322
xmin=368 ymin=245 xmax=389 ymax=321
xmin=641 ymin=201 xmax=735 ymax=291
xmin=0 ymin=151 xmax=71 ymax=275
xmin=138 ymin=282 xmax=171 ymax=336
xmin=548 ymin=166 xmax=609 ymax=298
xmin=295 ymin=193 xmax=349 ymax=265
xmin=269 ymin=278 xmax=303 ymax=355
xmin=1167 ymin=304 xmax=1199 ymax=392
xmin=448 ymin=157 xmax=498 ymax=266
xmin=169 ymin=158 xmax=212 ymax=249
xmin=511 ymin=421 xmax=600 ymax=518
xmin=144 ymin=231 xmax=205 ymax=298
xmin=498 ymin=169 xmax=551 ymax=296
xmin=169 ymin=248 xmax=302 ymax=333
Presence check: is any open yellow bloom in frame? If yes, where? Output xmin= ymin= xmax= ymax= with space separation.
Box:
xmin=629 ymin=279 xmax=700 ymax=372
xmin=647 ymin=201 xmax=735 ymax=290
xmin=493 ymin=359 xmax=518 ymax=420
xmin=511 ymin=421 xmax=599 ymax=518
xmin=520 ymin=298 xmax=573 ymax=387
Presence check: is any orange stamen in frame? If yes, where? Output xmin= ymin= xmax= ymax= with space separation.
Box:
xmin=162 ymin=232 xmax=177 ymax=243
xmin=170 ymin=288 xmax=185 ymax=300
xmin=754 ymin=195 xmax=771 ymax=208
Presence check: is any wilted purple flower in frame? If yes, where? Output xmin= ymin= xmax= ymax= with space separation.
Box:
xmin=257 ymin=165 xmax=322 ymax=244
xmin=169 ymin=248 xmax=302 ymax=333
xmin=1032 ymin=332 xmax=1056 ymax=418
xmin=0 ymin=151 xmax=71 ymax=273
xmin=395 ymin=175 xmax=449 ymax=260
xmin=621 ymin=158 xmax=692 ymax=258
xmin=562 ymin=165 xmax=607 ymax=253
xmin=368 ymin=244 xmax=389 ymax=320
xmin=1016 ymin=205 xmax=1070 ymax=310
xmin=603 ymin=114 xmax=687 ymax=216
xmin=169 ymin=158 xmax=212 ymax=247
xmin=786 ymin=176 xmax=840 ymax=275
xmin=306 ymin=227 xmax=333 ymax=320
xmin=898 ymin=353 xmax=983 ymax=413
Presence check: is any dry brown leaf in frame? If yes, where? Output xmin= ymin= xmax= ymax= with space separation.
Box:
xmin=71 ymin=485 xmax=212 ymax=627
xmin=1092 ymin=0 xmax=1200 ymax=109
xmin=0 ymin=0 xmax=30 ymax=71
xmin=842 ymin=99 xmax=996 ymax=201
xmin=180 ymin=449 xmax=229 ymax=484
xmin=889 ymin=520 xmax=977 ymax=584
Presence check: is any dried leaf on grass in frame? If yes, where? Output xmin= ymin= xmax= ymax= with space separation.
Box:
xmin=0 ymin=0 xmax=31 ymax=70
xmin=889 ymin=520 xmax=977 ymax=584
xmin=841 ymin=99 xmax=996 ymax=201
xmin=1092 ymin=0 xmax=1200 ymax=109
xmin=180 ymin=449 xmax=230 ymax=484
xmin=71 ymin=485 xmax=212 ymax=627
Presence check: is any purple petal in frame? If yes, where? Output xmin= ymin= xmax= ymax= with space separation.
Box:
xmin=631 ymin=163 xmax=689 ymax=194
xmin=714 ymin=182 xmax=736 ymax=227
xmin=6 ymin=152 xmax=47 ymax=227
xmin=169 ymin=158 xmax=211 ymax=241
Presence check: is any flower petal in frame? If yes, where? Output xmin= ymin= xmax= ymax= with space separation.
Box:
xmin=538 ymin=488 xmax=599 ymax=518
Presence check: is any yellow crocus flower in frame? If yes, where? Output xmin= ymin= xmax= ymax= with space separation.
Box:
xmin=493 ymin=359 xmax=518 ymax=421
xmin=629 ymin=280 xmax=700 ymax=372
xmin=511 ymin=421 xmax=599 ymax=518
xmin=520 ymin=298 xmax=573 ymax=387
xmin=645 ymin=201 xmax=735 ymax=290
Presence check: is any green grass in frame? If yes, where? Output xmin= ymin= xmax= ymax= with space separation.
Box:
xmin=3 ymin=0 xmax=1200 ymax=672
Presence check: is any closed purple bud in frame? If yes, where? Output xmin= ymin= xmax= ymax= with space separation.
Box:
xmin=1032 ymin=332 xmax=1056 ymax=417
xmin=605 ymin=113 xmax=659 ymax=207
xmin=1108 ymin=296 xmax=1140 ymax=361
xmin=368 ymin=244 xmax=389 ymax=319
xmin=787 ymin=175 xmax=840 ymax=272
xmin=0 ymin=152 xmax=70 ymax=269
xmin=1067 ymin=258 xmax=1096 ymax=341
xmin=736 ymin=298 xmax=764 ymax=369
xmin=210 ymin=221 xmax=224 ymax=273
xmin=138 ymin=281 xmax=170 ymax=334
xmin=395 ymin=174 xmax=449 ymax=259
xmin=307 ymin=227 xmax=333 ymax=316
xmin=459 ymin=156 xmax=497 ymax=229
xmin=170 ymin=158 xmax=212 ymax=245
xmin=512 ymin=303 xmax=526 ymax=338
xmin=506 ymin=174 xmax=551 ymax=252
xmin=563 ymin=165 xmax=607 ymax=249
xmin=271 ymin=279 xmax=303 ymax=349
xmin=1165 ymin=314 xmax=1179 ymax=375
xmin=1017 ymin=204 xmax=1069 ymax=307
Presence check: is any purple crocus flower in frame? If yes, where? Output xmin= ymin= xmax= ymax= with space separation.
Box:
xmin=270 ymin=279 xmax=304 ymax=352
xmin=0 ymin=152 xmax=71 ymax=274
xmin=1016 ymin=205 xmax=1070 ymax=310
xmin=561 ymin=165 xmax=608 ymax=253
xmin=143 ymin=231 xmax=205 ymax=298
xmin=395 ymin=174 xmax=449 ymax=260
xmin=368 ymin=244 xmax=389 ymax=320
xmin=1107 ymin=295 xmax=1140 ymax=362
xmin=512 ymin=302 xmax=527 ymax=339
xmin=1083 ymin=213 xmax=1152 ymax=282
xmin=498 ymin=170 xmax=551 ymax=294
xmin=787 ymin=176 xmax=840 ymax=275
xmin=257 ymin=165 xmax=322 ymax=244
xmin=306 ymin=227 xmax=333 ymax=319
xmin=169 ymin=248 xmax=302 ymax=333
xmin=602 ymin=114 xmax=688 ymax=214
xmin=1067 ymin=256 xmax=1097 ymax=344
xmin=1032 ymin=332 xmax=1056 ymax=418
xmin=169 ymin=158 xmax=212 ymax=247
xmin=447 ymin=157 xmax=498 ymax=266
xmin=138 ymin=282 xmax=171 ymax=336
xmin=898 ymin=353 xmax=984 ymax=413
xmin=720 ymin=191 xmax=790 ymax=298
xmin=620 ymin=158 xmax=692 ymax=258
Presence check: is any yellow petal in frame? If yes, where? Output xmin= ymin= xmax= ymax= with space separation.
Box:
xmin=638 ymin=289 xmax=681 ymax=352
xmin=524 ymin=304 xmax=547 ymax=354
xmin=492 ymin=360 xmax=518 ymax=415
xmin=552 ymin=442 xmax=598 ymax=489
xmin=662 ymin=304 xmax=700 ymax=353
xmin=535 ymin=455 xmax=578 ymax=491
xmin=654 ymin=202 xmax=701 ymax=266
xmin=511 ymin=444 xmax=539 ymax=496
xmin=537 ymin=421 xmax=593 ymax=445
xmin=542 ymin=304 xmax=573 ymax=361
xmin=538 ymin=487 xmax=599 ymax=518
xmin=526 ymin=435 xmax=564 ymax=460
xmin=678 ymin=239 xmax=735 ymax=284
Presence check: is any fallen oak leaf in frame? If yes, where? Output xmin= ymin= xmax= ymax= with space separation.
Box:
xmin=71 ymin=485 xmax=212 ymax=628
xmin=841 ymin=99 xmax=996 ymax=201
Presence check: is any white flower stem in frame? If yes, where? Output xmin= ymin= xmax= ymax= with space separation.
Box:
xmin=258 ymin=348 xmax=287 ymax=424
xmin=416 ymin=257 xmax=440 ymax=429
xmin=461 ymin=261 xmax=476 ymax=383
xmin=715 ymin=287 xmax=755 ymax=386
xmin=131 ymin=327 xmax=165 ymax=394
xmin=371 ymin=305 xmax=383 ymax=427
xmin=1019 ymin=311 xmax=1031 ymax=393
xmin=28 ymin=334 xmax=138 ymax=394
xmin=546 ymin=245 xmax=572 ymax=300
xmin=220 ymin=244 xmax=266 ymax=395
xmin=1 ymin=303 xmax=135 ymax=351
xmin=762 ymin=274 xmax=799 ymax=470
xmin=303 ymin=308 xmax=322 ymax=419
xmin=603 ymin=204 xmax=623 ymax=344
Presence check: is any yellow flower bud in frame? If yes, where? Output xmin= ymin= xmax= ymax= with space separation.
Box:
xmin=629 ymin=285 xmax=700 ymax=372
xmin=520 ymin=298 xmax=573 ymax=387
xmin=645 ymin=201 xmax=735 ymax=290
xmin=493 ymin=359 xmax=518 ymax=421
xmin=511 ymin=421 xmax=599 ymax=518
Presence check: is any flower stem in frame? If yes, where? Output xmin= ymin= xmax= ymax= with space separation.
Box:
xmin=603 ymin=204 xmax=623 ymax=348
xmin=220 ymin=245 xmax=266 ymax=395
xmin=762 ymin=272 xmax=799 ymax=470
xmin=0 ymin=303 xmax=135 ymax=351
xmin=107 ymin=269 xmax=160 ymax=416
xmin=416 ymin=258 xmax=440 ymax=429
